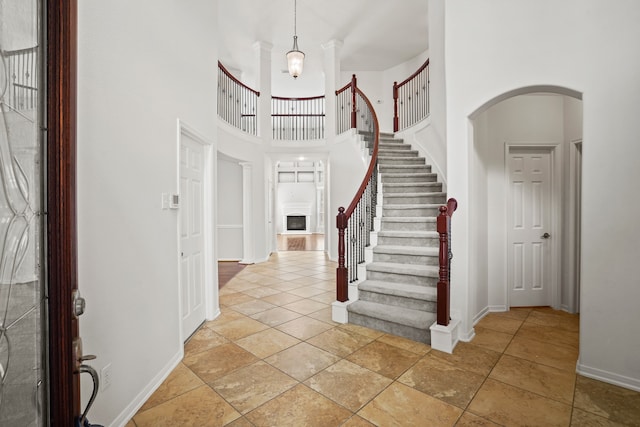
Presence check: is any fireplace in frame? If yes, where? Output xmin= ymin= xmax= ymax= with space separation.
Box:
xmin=287 ymin=215 xmax=306 ymax=231
xmin=282 ymin=203 xmax=311 ymax=234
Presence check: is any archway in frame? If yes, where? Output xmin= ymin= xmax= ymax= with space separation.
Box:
xmin=468 ymin=86 xmax=583 ymax=315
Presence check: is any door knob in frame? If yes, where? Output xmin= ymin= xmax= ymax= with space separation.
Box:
xmin=541 ymin=232 xmax=551 ymax=239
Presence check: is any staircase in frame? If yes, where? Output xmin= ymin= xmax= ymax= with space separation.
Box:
xmin=347 ymin=132 xmax=445 ymax=344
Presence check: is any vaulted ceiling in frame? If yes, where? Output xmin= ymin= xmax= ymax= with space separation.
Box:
xmin=218 ymin=0 xmax=428 ymax=77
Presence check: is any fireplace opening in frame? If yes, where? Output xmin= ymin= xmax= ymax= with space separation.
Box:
xmin=287 ymin=215 xmax=306 ymax=231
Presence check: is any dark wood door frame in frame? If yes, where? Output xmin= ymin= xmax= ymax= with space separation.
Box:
xmin=47 ymin=0 xmax=79 ymax=425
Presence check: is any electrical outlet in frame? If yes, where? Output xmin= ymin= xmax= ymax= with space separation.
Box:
xmin=101 ymin=363 xmax=112 ymax=391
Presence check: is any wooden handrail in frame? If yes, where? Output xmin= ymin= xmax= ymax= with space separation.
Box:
xmin=336 ymin=77 xmax=380 ymax=302
xmin=344 ymin=87 xmax=378 ymax=217
xmin=395 ymin=58 xmax=430 ymax=89
xmin=217 ymin=61 xmax=260 ymax=96
xmin=272 ymin=95 xmax=324 ymax=101
xmin=437 ymin=198 xmax=458 ymax=326
xmin=393 ymin=58 xmax=430 ymax=132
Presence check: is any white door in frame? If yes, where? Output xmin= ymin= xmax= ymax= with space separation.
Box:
xmin=507 ymin=148 xmax=553 ymax=307
xmin=180 ymin=135 xmax=206 ymax=338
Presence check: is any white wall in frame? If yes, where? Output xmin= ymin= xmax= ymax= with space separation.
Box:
xmin=77 ymin=1 xmax=218 ymax=425
xmin=217 ymin=157 xmax=243 ymax=260
xmin=445 ymin=0 xmax=640 ymax=390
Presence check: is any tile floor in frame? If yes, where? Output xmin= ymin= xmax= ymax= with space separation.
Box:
xmin=128 ymin=251 xmax=640 ymax=426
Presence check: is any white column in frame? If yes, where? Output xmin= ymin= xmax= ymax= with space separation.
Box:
xmin=240 ymin=162 xmax=255 ymax=264
xmin=253 ymin=41 xmax=273 ymax=145
xmin=322 ymin=39 xmax=343 ymax=142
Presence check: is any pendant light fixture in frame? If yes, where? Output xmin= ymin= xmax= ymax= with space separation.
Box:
xmin=286 ymin=0 xmax=305 ymax=79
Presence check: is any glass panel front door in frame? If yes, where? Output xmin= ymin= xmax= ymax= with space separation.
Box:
xmin=0 ymin=0 xmax=46 ymax=425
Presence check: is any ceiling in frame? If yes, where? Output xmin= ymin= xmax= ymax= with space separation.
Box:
xmin=218 ymin=0 xmax=428 ymax=77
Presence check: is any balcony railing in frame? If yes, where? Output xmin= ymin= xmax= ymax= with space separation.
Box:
xmin=2 ymin=47 xmax=38 ymax=111
xmin=271 ymin=95 xmax=325 ymax=140
xmin=393 ymin=58 xmax=429 ymax=132
xmin=217 ymin=61 xmax=260 ymax=135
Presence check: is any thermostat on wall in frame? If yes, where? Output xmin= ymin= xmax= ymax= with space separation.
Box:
xmin=170 ymin=194 xmax=180 ymax=209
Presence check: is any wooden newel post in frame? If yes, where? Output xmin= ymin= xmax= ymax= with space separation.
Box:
xmin=336 ymin=207 xmax=348 ymax=302
xmin=393 ymin=81 xmax=399 ymax=132
xmin=437 ymin=205 xmax=450 ymax=326
xmin=350 ymin=74 xmax=357 ymax=129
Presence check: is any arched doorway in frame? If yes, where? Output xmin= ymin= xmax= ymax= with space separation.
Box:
xmin=469 ymin=86 xmax=583 ymax=314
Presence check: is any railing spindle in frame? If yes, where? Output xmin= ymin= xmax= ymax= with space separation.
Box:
xmin=392 ymin=58 xmax=430 ymax=132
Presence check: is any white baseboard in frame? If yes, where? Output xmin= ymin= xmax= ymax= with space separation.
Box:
xmin=488 ymin=305 xmax=508 ymax=312
xmin=110 ymin=349 xmax=183 ymax=427
xmin=458 ymin=327 xmax=476 ymax=342
xmin=576 ymin=362 xmax=640 ymax=392
xmin=217 ymin=258 xmax=241 ymax=262
xmin=473 ymin=307 xmax=490 ymax=325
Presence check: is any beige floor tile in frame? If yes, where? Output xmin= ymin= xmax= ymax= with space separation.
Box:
xmin=526 ymin=309 xmax=580 ymax=332
xmin=468 ymin=378 xmax=571 ymax=427
xmin=347 ymin=340 xmax=421 ymax=379
xmin=269 ymin=281 xmax=307 ymax=291
xmin=339 ymin=323 xmax=386 ymax=339
xmin=307 ymin=307 xmax=339 ymax=324
xmin=275 ymin=316 xmax=335 ymax=340
xmin=574 ymin=375 xmax=640 ymax=425
xmin=431 ymin=342 xmax=501 ymax=376
xmin=309 ymin=291 xmax=338 ymax=304
xmin=470 ymin=326 xmax=513 ymax=353
xmin=516 ymin=321 xmax=579 ymax=349
xmin=124 ymin=420 xmax=136 ymax=427
xmin=455 ymin=411 xmax=501 ymax=426
xmin=260 ymin=291 xmax=303 ymax=306
xmin=489 ymin=354 xmax=576 ymax=404
xmin=377 ymin=333 xmax=432 ymax=355
xmin=245 ymin=384 xmax=352 ymax=427
xmin=183 ymin=343 xmax=258 ymax=383
xmin=341 ymin=415 xmax=377 ymax=426
xmin=250 ymin=306 xmax=302 ymax=327
xmin=184 ymin=327 xmax=229 ymax=357
xmin=504 ymin=335 xmax=578 ymax=371
xmin=304 ymin=359 xmax=392 ymax=411
xmin=307 ymin=327 xmax=374 ymax=357
xmin=359 ymin=382 xmax=463 ymax=427
xmin=208 ymin=317 xmax=269 ymax=341
xmin=225 ymin=417 xmax=255 ymax=427
xmin=230 ymin=299 xmax=277 ymax=316
xmin=398 ymin=353 xmax=485 ymax=409
xmin=210 ymin=361 xmax=297 ymax=414
xmin=240 ymin=286 xmax=281 ymax=298
xmin=287 ymin=286 xmax=327 ymax=298
xmin=570 ymin=408 xmax=627 ymax=426
xmin=235 ymin=328 xmax=300 ymax=358
xmin=224 ymin=280 xmax=260 ymax=292
xmin=139 ymin=363 xmax=204 ymax=412
xmin=219 ymin=292 xmax=256 ymax=307
xmin=204 ymin=309 xmax=246 ymax=326
xmin=266 ymin=342 xmax=340 ymax=381
xmin=133 ymin=385 xmax=240 ymax=427
xmin=283 ymin=298 xmax=328 ymax=314
xmin=475 ymin=314 xmax=523 ymax=334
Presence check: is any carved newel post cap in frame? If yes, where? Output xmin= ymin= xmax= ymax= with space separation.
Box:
xmin=439 ymin=206 xmax=448 ymax=214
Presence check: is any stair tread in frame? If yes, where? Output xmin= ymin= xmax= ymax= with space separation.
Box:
xmin=385 ymin=192 xmax=447 ymax=197
xmin=381 ymin=217 xmax=436 ymax=222
xmin=373 ymin=245 xmax=439 ymax=255
xmin=359 ymin=280 xmax=437 ymax=300
xmin=377 ymin=230 xmax=438 ymax=237
xmin=382 ymin=172 xmax=437 ymax=177
xmin=383 ymin=203 xmax=442 ymax=208
xmin=348 ymin=300 xmax=435 ymax=329
xmin=384 ymin=182 xmax=441 ymax=186
xmin=367 ymin=262 xmax=439 ymax=276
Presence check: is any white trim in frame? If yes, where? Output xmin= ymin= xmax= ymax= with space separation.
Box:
xmin=111 ymin=348 xmax=183 ymax=427
xmin=488 ymin=305 xmax=508 ymax=312
xmin=576 ymin=362 xmax=640 ymax=392
xmin=504 ymin=142 xmax=562 ymax=310
xmin=473 ymin=306 xmax=490 ymax=325
xmin=177 ymin=120 xmax=218 ymax=344
xmin=240 ymin=162 xmax=255 ymax=264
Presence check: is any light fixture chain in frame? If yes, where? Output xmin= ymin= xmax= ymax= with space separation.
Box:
xmin=294 ymin=0 xmax=297 ymax=36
